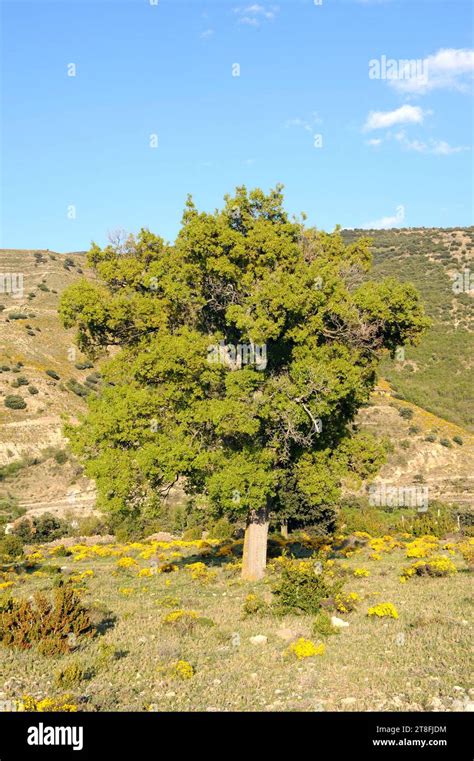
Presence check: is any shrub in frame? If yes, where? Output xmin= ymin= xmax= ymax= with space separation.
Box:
xmin=4 ymin=396 xmax=26 ymax=410
xmin=28 ymin=386 xmax=39 ymax=395
xmin=286 ymin=638 xmax=325 ymax=659
xmin=13 ymin=513 xmax=69 ymax=544
xmin=0 ymin=534 xmax=24 ymax=562
xmin=401 ymin=555 xmax=457 ymax=581
xmin=45 ymin=369 xmax=60 ymax=380
xmin=453 ymin=435 xmax=463 ymax=446
xmin=271 ymin=557 xmax=343 ymax=615
xmin=208 ymin=517 xmax=233 ymax=540
xmin=37 ymin=282 xmax=49 ymax=292
xmin=312 ymin=611 xmax=339 ymax=637
xmin=66 ymin=378 xmax=90 ymax=398
xmin=424 ymin=433 xmax=437 ymax=443
xmin=75 ymin=515 xmax=109 ymax=536
xmin=367 ymin=603 xmax=399 ymax=619
xmin=0 ymin=587 xmax=93 ymax=654
xmin=182 ymin=526 xmax=202 ymax=541
xmin=399 ymin=407 xmax=414 ymax=420
xmin=11 ymin=376 xmax=29 ymax=387
xmin=54 ymin=660 xmax=95 ymax=688
xmin=242 ymin=593 xmax=267 ymax=616
xmin=408 ymin=425 xmax=421 ymax=435
xmin=8 ymin=312 xmax=28 ymax=320
xmin=74 ymin=361 xmax=93 ymax=370
xmin=54 ymin=450 xmax=68 ymax=465
xmin=440 ymin=438 xmax=453 ymax=448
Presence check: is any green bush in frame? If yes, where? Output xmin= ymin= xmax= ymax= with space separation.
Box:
xmin=0 ymin=534 xmax=24 ymax=562
xmin=4 ymin=396 xmax=27 ymax=410
xmin=13 ymin=513 xmax=69 ymax=544
xmin=11 ymin=376 xmax=29 ymax=388
xmin=440 ymin=438 xmax=452 ymax=448
xmin=8 ymin=312 xmax=28 ymax=320
xmin=424 ymin=433 xmax=437 ymax=443
xmin=399 ymin=407 xmax=414 ymax=420
xmin=312 ymin=611 xmax=339 ymax=637
xmin=45 ymin=369 xmax=60 ymax=380
xmin=66 ymin=378 xmax=90 ymax=397
xmin=28 ymin=386 xmax=39 ymax=395
xmin=208 ymin=517 xmax=233 ymax=540
xmin=74 ymin=361 xmax=94 ymax=370
xmin=54 ymin=450 xmax=68 ymax=465
xmin=271 ymin=558 xmax=343 ymax=615
xmin=453 ymin=435 xmax=463 ymax=446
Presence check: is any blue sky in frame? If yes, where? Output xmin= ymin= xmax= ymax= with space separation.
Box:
xmin=1 ymin=0 xmax=473 ymax=252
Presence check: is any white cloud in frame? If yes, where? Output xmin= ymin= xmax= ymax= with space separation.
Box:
xmin=389 ymin=48 xmax=474 ymax=95
xmin=363 ymin=204 xmax=405 ymax=230
xmin=200 ymin=29 xmax=214 ymax=39
xmin=234 ymin=4 xmax=279 ymax=27
xmin=394 ymin=130 xmax=470 ymax=155
xmin=363 ymin=104 xmax=425 ymax=131
xmin=366 ymin=138 xmax=382 ymax=147
xmin=284 ymin=112 xmax=322 ymax=132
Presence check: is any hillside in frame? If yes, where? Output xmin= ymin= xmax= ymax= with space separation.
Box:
xmin=341 ymin=227 xmax=474 ymax=431
xmin=0 ymin=231 xmax=473 ymax=518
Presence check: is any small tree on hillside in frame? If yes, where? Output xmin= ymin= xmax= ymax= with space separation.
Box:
xmin=59 ymin=186 xmax=429 ymax=579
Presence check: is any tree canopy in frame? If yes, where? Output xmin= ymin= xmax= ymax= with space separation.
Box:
xmin=60 ymin=186 xmax=430 ymax=578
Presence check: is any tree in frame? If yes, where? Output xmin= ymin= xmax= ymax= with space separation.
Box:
xmin=59 ymin=186 xmax=429 ymax=579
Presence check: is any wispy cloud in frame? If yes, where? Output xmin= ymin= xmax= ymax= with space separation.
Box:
xmin=234 ymin=4 xmax=279 ymax=27
xmin=362 ymin=204 xmax=405 ymax=230
xmin=200 ymin=29 xmax=214 ymax=39
xmin=389 ymin=48 xmax=474 ymax=95
xmin=363 ymin=104 xmax=426 ymax=131
xmin=284 ymin=112 xmax=322 ymax=132
xmin=366 ymin=137 xmax=382 ymax=147
xmin=394 ymin=130 xmax=470 ymax=155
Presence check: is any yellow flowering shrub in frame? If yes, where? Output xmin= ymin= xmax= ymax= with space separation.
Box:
xmin=138 ymin=568 xmax=154 ymax=578
xmin=405 ymin=536 xmax=439 ymax=559
xmin=457 ymin=538 xmax=474 ymax=566
xmin=162 ymin=609 xmax=199 ymax=624
xmin=369 ymin=536 xmax=402 ymax=554
xmin=173 ymin=660 xmax=195 ymax=680
xmin=335 ymin=591 xmax=360 ymax=613
xmin=367 ymin=602 xmax=399 ymax=619
xmin=20 ymin=695 xmax=77 ymax=712
xmin=0 ymin=581 xmax=14 ymax=591
xmin=185 ymin=562 xmax=217 ymax=583
xmin=286 ymin=638 xmax=325 ymax=659
xmin=353 ymin=568 xmax=370 ymax=577
xmin=69 ymin=570 xmax=94 ymax=583
xmin=116 ymin=557 xmax=138 ymax=570
xmin=401 ymin=554 xmax=457 ymax=581
xmin=369 ymin=553 xmax=381 ymax=561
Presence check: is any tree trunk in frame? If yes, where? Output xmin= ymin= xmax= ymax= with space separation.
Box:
xmin=241 ymin=508 xmax=269 ymax=581
xmin=280 ymin=521 xmax=288 ymax=540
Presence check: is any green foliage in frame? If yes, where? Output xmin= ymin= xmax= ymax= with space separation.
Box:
xmin=399 ymin=407 xmax=414 ymax=420
xmin=13 ymin=513 xmax=69 ymax=544
xmin=59 ymin=186 xmax=428 ymax=536
xmin=0 ymin=534 xmax=24 ymax=562
xmin=4 ymin=395 xmax=26 ymax=410
xmin=271 ymin=557 xmax=344 ymax=615
xmin=45 ymin=369 xmax=60 ymax=380
xmin=8 ymin=312 xmax=28 ymax=320
xmin=453 ymin=435 xmax=463 ymax=446
xmin=54 ymin=449 xmax=68 ymax=465
xmin=440 ymin=438 xmax=452 ymax=448
xmin=28 ymin=386 xmax=39 ymax=395
xmin=0 ymin=588 xmax=93 ymax=655
xmin=54 ymin=660 xmax=96 ymax=688
xmin=313 ymin=610 xmax=339 ymax=637
xmin=208 ymin=517 xmax=233 ymax=540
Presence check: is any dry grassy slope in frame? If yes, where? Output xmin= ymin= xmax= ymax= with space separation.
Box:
xmin=0 ymin=249 xmax=96 ymax=513
xmin=357 ymin=382 xmax=474 ymax=507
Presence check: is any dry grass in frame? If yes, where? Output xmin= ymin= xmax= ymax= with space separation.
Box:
xmin=0 ymin=534 xmax=472 ymax=712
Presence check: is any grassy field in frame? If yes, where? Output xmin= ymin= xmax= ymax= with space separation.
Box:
xmin=0 ymin=532 xmax=472 ymax=713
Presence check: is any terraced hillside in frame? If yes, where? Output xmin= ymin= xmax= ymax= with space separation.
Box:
xmin=342 ymin=227 xmax=474 ymax=431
